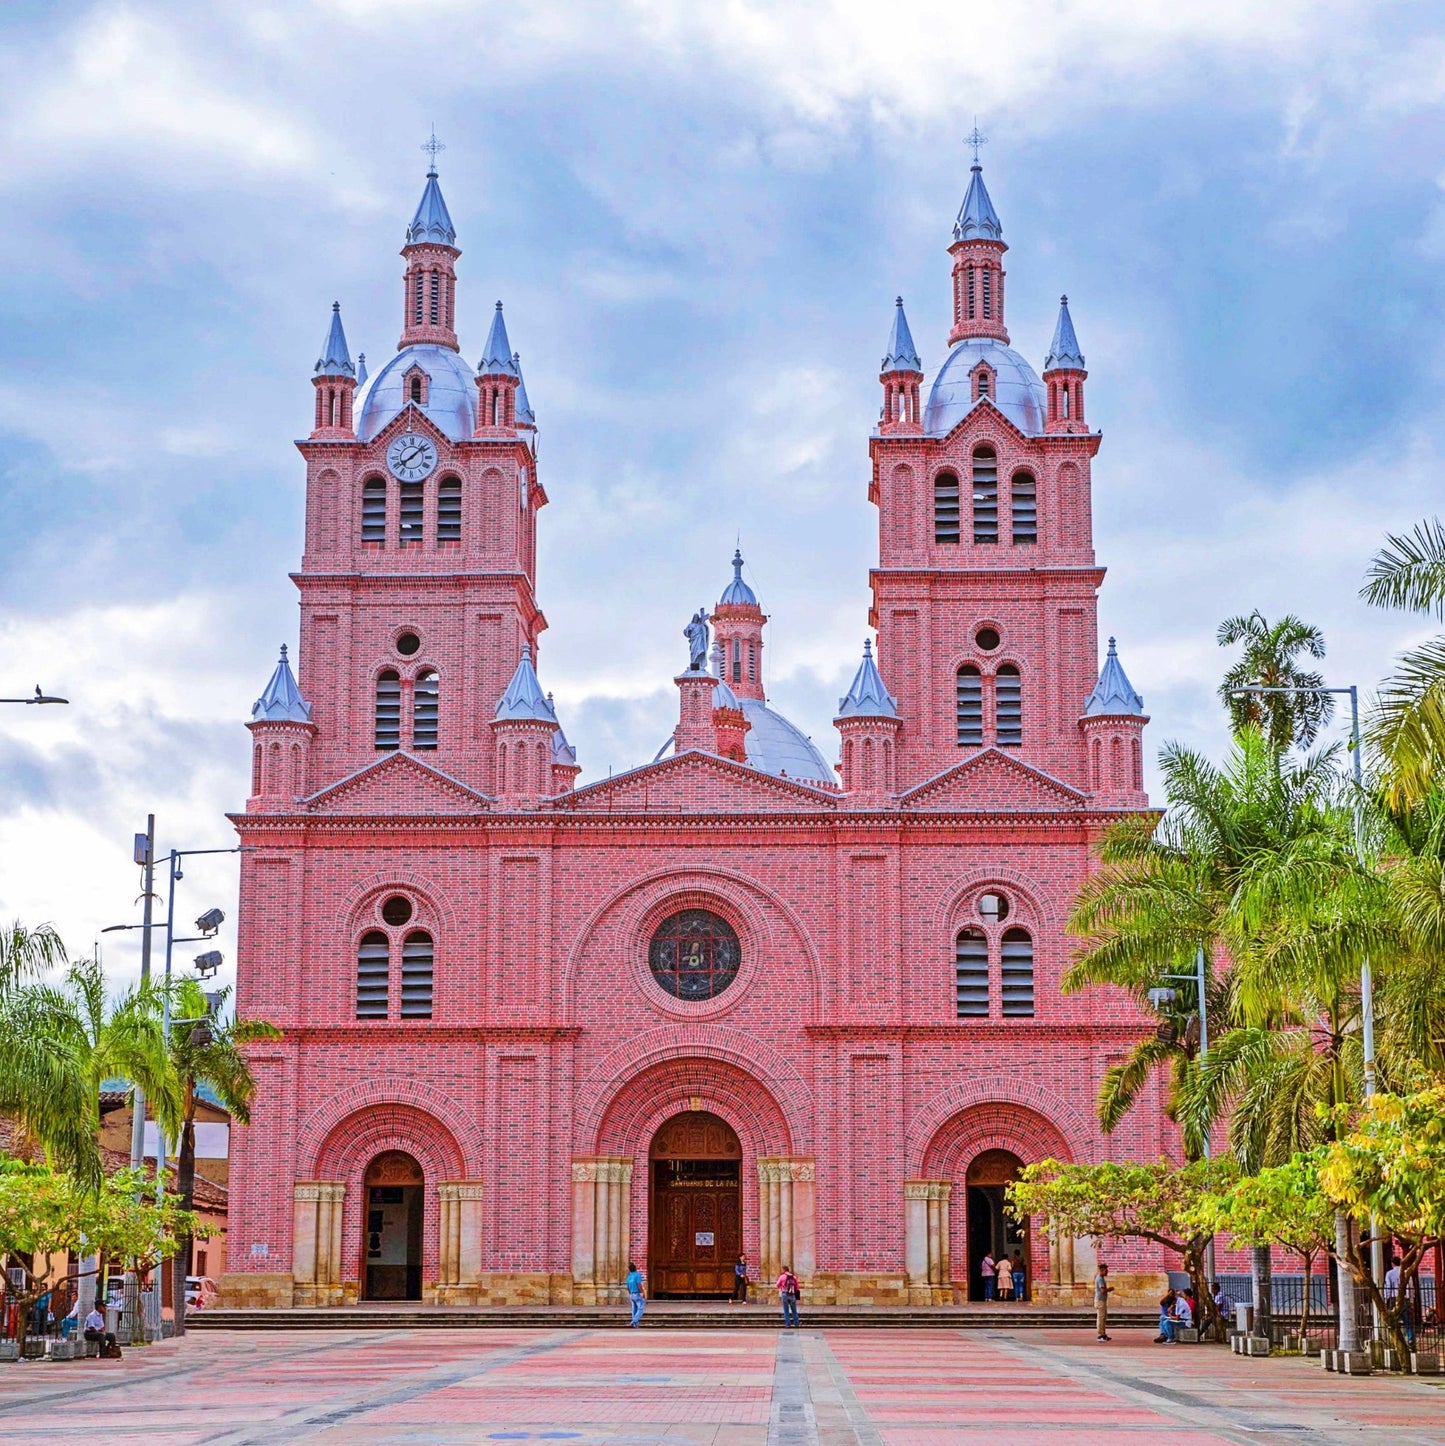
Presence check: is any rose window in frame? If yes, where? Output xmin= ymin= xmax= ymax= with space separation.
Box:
xmin=648 ymin=909 xmax=741 ymax=1001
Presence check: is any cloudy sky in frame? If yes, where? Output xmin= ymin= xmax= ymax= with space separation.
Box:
xmin=3 ymin=0 xmax=1445 ymax=991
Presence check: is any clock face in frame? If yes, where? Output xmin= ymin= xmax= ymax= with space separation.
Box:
xmin=387 ymin=433 xmax=439 ymax=481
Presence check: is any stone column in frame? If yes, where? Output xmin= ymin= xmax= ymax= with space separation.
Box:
xmin=435 ymin=1182 xmax=485 ymax=1302
xmin=570 ymin=1157 xmax=633 ymax=1304
xmin=758 ymin=1158 xmax=817 ymax=1284
xmin=292 ymin=1182 xmax=346 ymax=1307
xmin=903 ymin=1181 xmax=952 ymax=1304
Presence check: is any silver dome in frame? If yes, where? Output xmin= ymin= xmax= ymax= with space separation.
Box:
xmin=356 ymin=344 xmax=477 ymax=443
xmin=652 ymin=697 xmax=834 ymax=785
xmin=924 ymin=339 xmax=1046 ymax=438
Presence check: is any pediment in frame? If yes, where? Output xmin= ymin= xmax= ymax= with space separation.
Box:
xmin=304 ymin=753 xmax=491 ymax=815
xmin=554 ymin=750 xmax=838 ymax=814
xmin=371 ymin=403 xmax=450 ymax=450
xmin=934 ymin=397 xmax=1031 ymax=449
xmin=901 ymin=748 xmax=1086 ymax=812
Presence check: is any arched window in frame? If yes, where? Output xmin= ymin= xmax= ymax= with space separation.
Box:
xmin=956 ymin=665 xmax=983 ymax=747
xmin=1010 ymin=472 xmax=1036 ymax=545
xmin=428 ymin=272 xmax=439 ymax=325
xmin=972 ymin=448 xmax=998 ymax=544
xmin=412 ymin=270 xmax=423 ymax=326
xmin=1001 ymin=929 xmax=1034 ymax=1016
xmin=409 ymin=377 xmax=422 ymax=404
xmin=1091 ymin=737 xmax=1102 ymax=790
xmin=955 ymin=928 xmax=989 ymax=1018
xmin=399 ymin=480 xmax=424 ymax=543
xmin=375 ymin=670 xmax=401 ymax=750
xmin=966 ymin=265 xmax=976 ymax=320
xmin=934 ymin=470 xmax=961 ymax=544
xmin=437 ymin=475 xmax=461 ymax=541
xmin=1132 ymin=737 xmax=1143 ymax=791
xmin=731 ymin=638 xmax=741 ymax=684
xmin=250 ymin=744 xmax=262 ymax=796
xmin=1061 ymin=384 xmax=1071 ymax=419
xmin=413 ymin=670 xmax=439 ymax=749
xmin=400 ymin=930 xmax=434 ymax=1018
xmin=982 ymin=267 xmax=992 ymax=319
xmin=747 ymin=642 xmax=756 ymax=683
xmin=976 ymin=369 xmax=991 ymax=399
xmin=995 ymin=665 xmax=1022 ymax=747
xmin=362 ymin=477 xmax=387 ymax=544
xmin=357 ymin=931 xmax=389 ymax=1019
xmin=1111 ymin=735 xmax=1124 ymax=787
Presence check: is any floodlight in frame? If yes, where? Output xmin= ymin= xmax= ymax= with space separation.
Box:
xmin=195 ymin=908 xmax=225 ymax=936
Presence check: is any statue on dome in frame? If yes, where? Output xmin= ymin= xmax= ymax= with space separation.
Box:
xmin=684 ymin=609 xmax=711 ymax=673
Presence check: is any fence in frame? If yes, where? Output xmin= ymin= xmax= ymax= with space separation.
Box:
xmin=1215 ymin=1272 xmax=1439 ymax=1356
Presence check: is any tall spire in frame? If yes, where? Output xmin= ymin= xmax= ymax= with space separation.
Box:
xmin=399 ymin=139 xmax=461 ymax=351
xmin=836 ymin=639 xmax=899 ymax=719
xmin=494 ymin=645 xmax=557 ymax=722
xmin=406 ymin=165 xmax=457 ymax=247
xmin=953 ymin=162 xmax=1003 ymax=243
xmin=314 ymin=302 xmax=354 ymax=378
xmin=1045 ymin=295 xmax=1085 ymax=370
xmin=1083 ymin=638 xmax=1145 ymax=717
xmin=513 ymin=353 xmax=535 ymax=427
xmin=881 ymin=297 xmax=921 ymax=373
xmin=476 ymin=302 xmax=520 ymax=378
xmin=355 ymin=352 xmax=368 ymax=388
xmin=251 ymin=644 xmax=313 ymax=723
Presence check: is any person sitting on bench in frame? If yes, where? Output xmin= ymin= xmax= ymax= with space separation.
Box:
xmin=83 ymin=1306 xmax=120 ymax=1359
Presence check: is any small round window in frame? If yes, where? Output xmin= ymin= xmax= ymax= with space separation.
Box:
xmin=381 ymin=895 xmax=413 ymax=926
xmin=648 ymin=909 xmax=741 ymax=1001
xmin=975 ymin=626 xmax=1001 ymax=652
xmin=396 ymin=631 xmax=422 ymax=657
xmin=978 ymin=891 xmax=1010 ymax=923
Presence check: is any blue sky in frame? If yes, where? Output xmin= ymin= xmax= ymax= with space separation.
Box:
xmin=3 ymin=0 xmax=1445 ymax=987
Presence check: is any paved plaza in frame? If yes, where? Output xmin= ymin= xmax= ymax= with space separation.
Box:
xmin=0 ymin=1326 xmax=1440 ymax=1445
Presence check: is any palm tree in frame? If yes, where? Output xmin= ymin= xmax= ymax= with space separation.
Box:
xmin=1361 ymin=519 xmax=1445 ymax=805
xmin=161 ymin=979 xmax=279 ymax=1334
xmin=1217 ymin=611 xmax=1332 ymax=752
xmin=0 ymin=922 xmax=67 ymax=994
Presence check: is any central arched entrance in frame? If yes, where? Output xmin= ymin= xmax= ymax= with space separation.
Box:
xmin=648 ymin=1111 xmax=742 ymax=1298
xmin=966 ymin=1148 xmax=1028 ymax=1301
xmin=362 ymin=1150 xmax=423 ymax=1301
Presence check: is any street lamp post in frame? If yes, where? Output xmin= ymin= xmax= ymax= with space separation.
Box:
xmin=1230 ymin=682 xmax=1380 ymax=1351
xmin=0 ymin=686 xmax=69 ymax=705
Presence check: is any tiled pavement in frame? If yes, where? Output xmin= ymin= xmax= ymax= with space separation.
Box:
xmin=0 ymin=1326 xmax=1440 ymax=1445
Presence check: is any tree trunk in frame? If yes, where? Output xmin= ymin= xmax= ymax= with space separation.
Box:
xmin=170 ymin=1115 xmax=196 ymax=1339
xmin=1335 ymin=1211 xmax=1360 ymax=1354
xmin=1251 ymin=1244 xmax=1273 ymax=1341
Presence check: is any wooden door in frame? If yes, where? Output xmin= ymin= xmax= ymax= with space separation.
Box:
xmin=650 ymin=1161 xmax=741 ymax=1296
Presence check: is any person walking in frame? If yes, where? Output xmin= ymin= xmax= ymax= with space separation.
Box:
xmin=776 ymin=1265 xmax=800 ymax=1328
xmin=1094 ymin=1262 xmax=1112 ymax=1341
xmin=996 ymin=1263 xmax=1012 ymax=1301
xmin=1010 ymin=1252 xmax=1026 ymax=1303
xmin=625 ymin=1261 xmax=646 ymax=1328
xmin=981 ymin=1251 xmax=997 ymax=1302
xmin=733 ymin=1254 xmax=749 ymax=1304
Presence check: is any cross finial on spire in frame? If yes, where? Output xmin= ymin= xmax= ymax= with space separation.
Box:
xmin=967 ymin=121 xmax=987 ymax=166
xmin=421 ymin=126 xmax=445 ymax=176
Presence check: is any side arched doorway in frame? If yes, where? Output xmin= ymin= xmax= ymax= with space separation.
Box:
xmin=649 ymin=1111 xmax=742 ymax=1298
xmin=362 ymin=1150 xmax=424 ymax=1301
xmin=966 ymin=1149 xmax=1028 ymax=1301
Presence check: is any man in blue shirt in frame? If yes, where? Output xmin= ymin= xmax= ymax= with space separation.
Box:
xmin=626 ymin=1262 xmax=645 ymax=1327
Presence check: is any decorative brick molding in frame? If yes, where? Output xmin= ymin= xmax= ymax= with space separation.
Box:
xmin=911 ymin=1086 xmax=1085 ymax=1178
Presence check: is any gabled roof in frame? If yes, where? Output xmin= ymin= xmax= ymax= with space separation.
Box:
xmin=954 ymin=163 xmax=1003 ymax=243
xmin=314 ymin=302 xmax=354 ymax=379
xmin=476 ymin=302 xmax=520 ymax=379
xmin=302 ymin=752 xmax=492 ymax=815
xmin=407 ymin=166 xmax=457 ymax=247
xmin=495 ymin=646 xmax=557 ymax=723
xmin=836 ymin=639 xmax=898 ymax=719
xmin=250 ymin=645 xmax=313 ymax=724
xmin=901 ymin=748 xmax=1088 ymax=812
xmin=1083 ymin=637 xmax=1145 ymax=717
xmin=881 ymin=296 xmax=922 ymax=373
xmin=554 ymin=748 xmax=839 ymax=814
xmin=1045 ymin=294 xmax=1085 ymax=371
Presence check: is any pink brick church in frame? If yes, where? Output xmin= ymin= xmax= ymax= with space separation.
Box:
xmin=222 ymin=149 xmax=1167 ymax=1310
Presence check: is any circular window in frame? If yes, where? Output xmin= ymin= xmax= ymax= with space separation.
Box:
xmin=396 ymin=631 xmax=421 ymax=657
xmin=381 ymin=895 xmax=413 ymax=926
xmin=978 ymin=891 xmax=1010 ymax=923
xmin=648 ymin=909 xmax=741 ymax=1001
xmin=975 ymin=626 xmax=1001 ymax=652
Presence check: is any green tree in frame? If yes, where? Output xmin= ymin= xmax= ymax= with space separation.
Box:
xmin=0 ymin=1156 xmax=196 ymax=1354
xmin=1361 ymin=519 xmax=1445 ymax=805
xmin=1217 ymin=611 xmax=1332 ymax=752
xmin=1009 ymin=1157 xmax=1236 ymax=1331
xmin=159 ymin=979 xmax=279 ymax=1334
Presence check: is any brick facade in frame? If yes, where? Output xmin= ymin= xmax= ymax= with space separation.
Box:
xmin=220 ymin=159 xmax=1172 ymax=1311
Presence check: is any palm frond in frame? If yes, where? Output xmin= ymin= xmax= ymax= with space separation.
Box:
xmin=1361 ymin=518 xmax=1445 ymax=618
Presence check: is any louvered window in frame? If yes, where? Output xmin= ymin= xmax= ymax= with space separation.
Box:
xmin=957 ymin=665 xmax=983 ymax=747
xmin=399 ymin=480 xmax=424 ymax=542
xmin=429 ymin=271 xmax=439 ymax=323
xmin=955 ymin=928 xmax=989 ymax=1018
xmin=982 ymin=268 xmax=992 ymax=318
xmin=732 ymin=638 xmax=741 ymax=684
xmin=977 ymin=370 xmax=990 ymax=398
xmin=1011 ymin=473 xmax=1036 ymax=545
xmin=356 ymin=932 xmax=389 ymax=1019
xmin=934 ymin=470 xmax=960 ymax=543
xmin=413 ymin=670 xmax=438 ymax=750
xmin=410 ymin=377 xmax=422 ymax=403
xmin=401 ymin=930 xmax=433 ymax=1018
xmin=362 ymin=477 xmax=386 ymax=544
xmin=747 ymin=642 xmax=756 ymax=682
xmin=437 ymin=475 xmax=461 ymax=541
xmin=375 ymin=670 xmax=401 ymax=750
xmin=413 ymin=271 xmax=423 ymax=326
xmin=972 ymin=448 xmax=998 ymax=543
xmin=1001 ymin=929 xmax=1034 ymax=1016
xmin=966 ymin=266 xmax=975 ymax=319
xmin=995 ymin=665 xmax=1021 ymax=747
